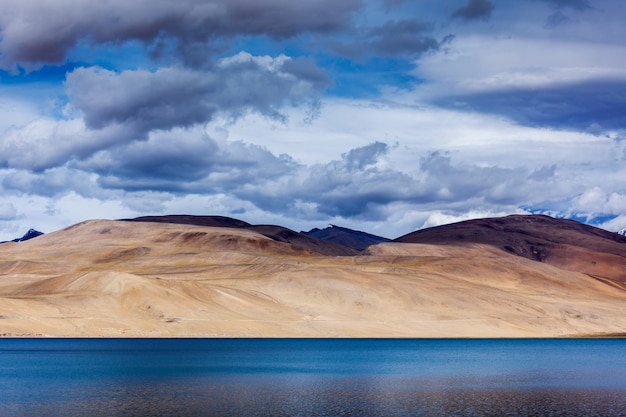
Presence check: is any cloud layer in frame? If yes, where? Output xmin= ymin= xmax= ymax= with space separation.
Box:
xmin=1 ymin=0 xmax=626 ymax=240
xmin=0 ymin=0 xmax=361 ymax=70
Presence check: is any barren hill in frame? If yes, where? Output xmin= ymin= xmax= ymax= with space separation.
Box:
xmin=302 ymin=225 xmax=390 ymax=251
xmin=396 ymin=214 xmax=626 ymax=289
xmin=1 ymin=215 xmax=626 ymax=338
xmin=124 ymin=215 xmax=358 ymax=256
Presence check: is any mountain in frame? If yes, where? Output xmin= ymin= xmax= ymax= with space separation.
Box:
xmin=124 ymin=214 xmax=252 ymax=229
xmin=302 ymin=225 xmax=390 ymax=251
xmin=123 ymin=215 xmax=357 ymax=256
xmin=1 ymin=214 xmax=626 ymax=338
xmin=0 ymin=228 xmax=44 ymax=244
xmin=394 ymin=214 xmax=626 ymax=289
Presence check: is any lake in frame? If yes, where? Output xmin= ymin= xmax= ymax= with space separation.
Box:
xmin=1 ymin=338 xmax=625 ymax=416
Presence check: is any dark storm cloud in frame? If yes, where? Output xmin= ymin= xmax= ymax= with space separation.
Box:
xmin=452 ymin=0 xmax=495 ymax=21
xmin=417 ymin=152 xmax=530 ymax=206
xmin=1 ymin=134 xmax=552 ymax=224
xmin=343 ymin=141 xmax=388 ymax=169
xmin=233 ymin=142 xmax=417 ymax=218
xmin=0 ymin=0 xmax=362 ymax=70
xmin=281 ymin=57 xmax=331 ymax=91
xmin=77 ymin=128 xmax=298 ymax=194
xmin=435 ymin=79 xmax=626 ymax=131
xmin=92 ymin=140 xmax=409 ymax=220
xmin=230 ymin=143 xmax=537 ymax=221
xmin=65 ymin=53 xmax=329 ymax=138
xmin=303 ymin=147 xmax=536 ymax=219
xmin=367 ymin=20 xmax=441 ymax=56
xmin=331 ymin=18 xmax=445 ymax=59
xmin=65 ymin=67 xmax=220 ymax=132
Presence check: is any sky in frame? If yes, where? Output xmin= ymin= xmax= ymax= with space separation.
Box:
xmin=1 ymin=0 xmax=626 ymax=240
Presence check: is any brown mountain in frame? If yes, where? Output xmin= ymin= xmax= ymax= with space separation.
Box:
xmin=1 ymin=214 xmax=626 ymax=338
xmin=395 ymin=214 xmax=626 ymax=289
xmin=125 ymin=214 xmax=253 ymax=228
xmin=124 ymin=215 xmax=357 ymax=256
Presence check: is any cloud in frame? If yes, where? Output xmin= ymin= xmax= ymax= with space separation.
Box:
xmin=0 ymin=202 xmax=17 ymax=220
xmin=227 ymin=141 xmax=413 ymax=219
xmin=539 ymin=0 xmax=592 ymax=11
xmin=65 ymin=67 xmax=220 ymax=132
xmin=366 ymin=19 xmax=441 ymax=56
xmin=66 ymin=52 xmax=329 ymax=134
xmin=2 ymin=98 xmax=624 ymax=239
xmin=567 ymin=187 xmax=626 ymax=222
xmin=330 ymin=19 xmax=445 ymax=59
xmin=436 ymin=79 xmax=626 ymax=131
xmin=226 ymin=141 xmax=546 ymax=221
xmin=1 ymin=166 xmax=108 ymax=199
xmin=538 ymin=0 xmax=593 ymax=27
xmin=1 ymin=0 xmax=626 ymax=244
xmin=0 ymin=119 xmax=130 ymax=171
xmin=76 ymin=127 xmax=298 ymax=194
xmin=382 ymin=0 xmax=410 ymax=11
xmin=69 ymin=138 xmax=436 ymax=222
xmin=0 ymin=0 xmax=362 ymax=70
xmin=414 ymin=36 xmax=626 ymax=131
xmin=452 ymin=0 xmax=494 ymax=21
xmin=0 ymin=52 xmax=328 ymax=172
xmin=416 ymin=151 xmax=534 ymax=206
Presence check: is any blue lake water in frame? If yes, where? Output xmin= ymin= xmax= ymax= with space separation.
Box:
xmin=1 ymin=338 xmax=625 ymax=416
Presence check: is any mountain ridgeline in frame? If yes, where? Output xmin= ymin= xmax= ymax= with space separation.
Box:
xmin=0 ymin=228 xmax=44 ymax=244
xmin=124 ymin=213 xmax=626 ymax=290
xmin=395 ymin=214 xmax=626 ymax=289
xmin=1 ymin=213 xmax=626 ymax=337
xmin=301 ymin=224 xmax=390 ymax=251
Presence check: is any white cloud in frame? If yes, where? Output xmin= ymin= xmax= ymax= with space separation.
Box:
xmin=0 ymin=92 xmax=40 ymax=135
xmin=568 ymin=188 xmax=626 ymax=225
xmin=0 ymin=202 xmax=17 ymax=220
xmin=0 ymin=118 xmax=131 ymax=171
xmin=415 ymin=36 xmax=626 ymax=98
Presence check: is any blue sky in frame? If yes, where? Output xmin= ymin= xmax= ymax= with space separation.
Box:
xmin=1 ymin=0 xmax=626 ymax=240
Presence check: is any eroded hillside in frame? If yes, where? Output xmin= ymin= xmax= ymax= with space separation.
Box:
xmin=1 ymin=216 xmax=625 ymax=337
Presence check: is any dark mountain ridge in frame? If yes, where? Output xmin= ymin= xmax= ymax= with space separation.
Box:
xmin=396 ymin=214 xmax=626 ymax=254
xmin=396 ymin=214 xmax=626 ymax=288
xmin=302 ymin=224 xmax=390 ymax=251
xmin=125 ymin=215 xmax=252 ymax=229
xmin=0 ymin=228 xmax=44 ymax=244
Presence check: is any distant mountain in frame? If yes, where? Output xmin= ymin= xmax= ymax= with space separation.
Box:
xmin=1 ymin=228 xmax=44 ymax=244
xmin=302 ymin=225 xmax=390 ymax=251
xmin=619 ymin=228 xmax=626 ymax=237
xmin=396 ymin=214 xmax=626 ymax=288
xmin=123 ymin=215 xmax=357 ymax=256
xmin=124 ymin=214 xmax=252 ymax=229
xmin=4 ymin=213 xmax=626 ymax=337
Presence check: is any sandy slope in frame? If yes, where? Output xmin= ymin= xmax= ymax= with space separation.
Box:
xmin=1 ymin=220 xmax=626 ymax=337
